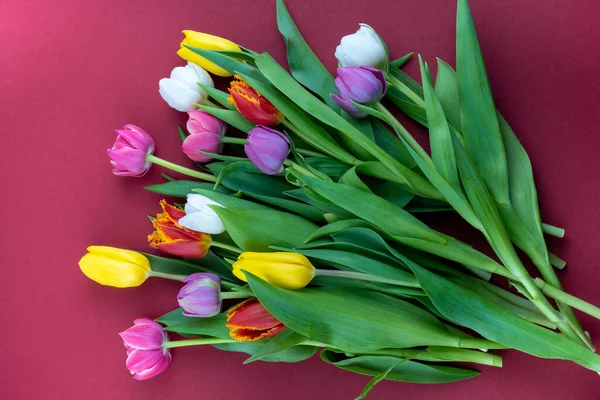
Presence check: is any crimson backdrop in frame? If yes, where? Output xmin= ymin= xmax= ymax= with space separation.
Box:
xmin=2 ymin=0 xmax=600 ymax=398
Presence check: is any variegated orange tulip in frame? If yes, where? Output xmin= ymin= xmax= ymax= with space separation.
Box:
xmin=227 ymin=76 xmax=283 ymax=126
xmin=148 ymin=200 xmax=211 ymax=258
xmin=226 ymin=298 xmax=285 ymax=341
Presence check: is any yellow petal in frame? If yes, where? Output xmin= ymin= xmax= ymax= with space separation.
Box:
xmin=232 ymin=259 xmax=315 ymax=290
xmin=182 ymin=30 xmax=241 ymax=51
xmin=238 ymin=251 xmax=312 ymax=267
xmin=177 ymin=46 xmax=232 ymax=77
xmin=86 ymin=246 xmax=150 ymax=271
xmin=79 ymin=251 xmax=150 ymax=288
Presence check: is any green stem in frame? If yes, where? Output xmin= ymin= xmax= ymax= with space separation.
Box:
xmin=211 ymin=240 xmax=243 ymax=254
xmin=163 ymin=337 xmax=235 ymax=349
xmin=146 ymin=154 xmax=217 ymax=182
xmin=221 ymin=291 xmax=251 ymax=300
xmin=221 ymin=137 xmax=248 ymax=145
xmin=456 ymin=337 xmax=509 ymax=350
xmin=148 ymin=271 xmax=187 ymax=281
xmin=283 ymin=159 xmax=319 ymax=178
xmin=369 ymin=347 xmax=502 ymax=367
xmin=542 ymin=223 xmax=565 ymax=238
xmin=535 ymin=278 xmax=600 ymax=320
xmin=548 ymin=252 xmax=567 ymax=270
xmin=386 ymin=74 xmax=426 ymax=108
xmin=313 ymin=269 xmax=421 ymax=288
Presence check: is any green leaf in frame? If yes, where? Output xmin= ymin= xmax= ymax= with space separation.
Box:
xmin=247 ymin=273 xmax=462 ymax=352
xmin=355 ymin=358 xmax=406 ymax=399
xmin=214 ymin=341 xmax=317 ymax=363
xmin=304 ymin=157 xmax=351 ymax=180
xmin=284 ymin=188 xmax=356 ymax=220
xmin=198 ymin=84 xmax=236 ymax=110
xmin=145 ymin=181 xmax=229 ymax=197
xmin=213 ymin=49 xmax=257 ymax=63
xmin=206 ymin=162 xmax=295 ymax=197
xmin=371 ymin=119 xmax=416 ymax=168
xmin=371 ymin=181 xmax=415 ymax=208
xmin=241 ymin=191 xmax=324 ymax=222
xmin=456 ymin=0 xmax=509 ymax=204
xmin=184 ymin=47 xmax=265 ymax=83
xmin=434 ymin=59 xmax=462 ymax=130
xmin=390 ymin=52 xmax=414 ymax=69
xmin=162 ymin=313 xmax=231 ymax=338
xmin=244 ymin=328 xmax=308 ymax=363
xmin=143 ymin=253 xmax=208 ymax=276
xmin=321 ymin=351 xmax=479 ymax=384
xmin=305 ymin=219 xmax=374 ymax=243
xmin=156 ymin=308 xmax=189 ymax=327
xmin=196 ymin=104 xmax=254 ymax=132
xmin=177 ymin=126 xmax=187 ymax=142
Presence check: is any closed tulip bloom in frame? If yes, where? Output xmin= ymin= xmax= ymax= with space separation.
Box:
xmin=148 ymin=200 xmax=212 ymax=258
xmin=244 ymin=126 xmax=290 ymax=175
xmin=226 ymin=298 xmax=285 ymax=341
xmin=335 ymin=23 xmax=387 ymax=69
xmin=107 ymin=124 xmax=155 ymax=177
xmin=331 ymin=66 xmax=387 ymax=118
xmin=178 ymin=30 xmax=241 ymax=77
xmin=119 ymin=318 xmax=171 ymax=380
xmin=79 ymin=246 xmax=151 ymax=288
xmin=159 ymin=62 xmax=214 ymax=112
xmin=233 ymin=252 xmax=315 ymax=290
xmin=178 ymin=194 xmax=226 ymax=234
xmin=177 ymin=273 xmax=222 ymax=317
xmin=228 ymin=76 xmax=283 ymax=126
xmin=181 ymin=110 xmax=226 ymax=163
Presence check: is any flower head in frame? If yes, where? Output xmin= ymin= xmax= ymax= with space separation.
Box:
xmin=335 ymin=23 xmax=387 ymax=70
xmin=107 ymin=124 xmax=155 ymax=177
xmin=119 ymin=318 xmax=171 ymax=380
xmin=177 ymin=273 xmax=222 ymax=317
xmin=181 ymin=110 xmax=226 ymax=163
xmin=228 ymin=76 xmax=283 ymax=126
xmin=244 ymin=126 xmax=290 ymax=175
xmin=148 ymin=200 xmax=212 ymax=258
xmin=331 ymin=66 xmax=387 ymax=118
xmin=178 ymin=194 xmax=226 ymax=234
xmin=178 ymin=30 xmax=241 ymax=77
xmin=226 ymin=298 xmax=285 ymax=341
xmin=79 ymin=246 xmax=151 ymax=288
xmin=159 ymin=62 xmax=214 ymax=112
xmin=232 ymin=252 xmax=315 ymax=290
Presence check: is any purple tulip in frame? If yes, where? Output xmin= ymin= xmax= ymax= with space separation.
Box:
xmin=244 ymin=126 xmax=291 ymax=175
xmin=119 ymin=318 xmax=171 ymax=380
xmin=331 ymin=66 xmax=387 ymax=118
xmin=177 ymin=273 xmax=222 ymax=317
xmin=107 ymin=124 xmax=155 ymax=176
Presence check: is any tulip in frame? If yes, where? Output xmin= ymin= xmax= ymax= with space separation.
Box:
xmin=148 ymin=200 xmax=212 ymax=258
xmin=226 ymin=298 xmax=285 ymax=341
xmin=177 ymin=273 xmax=222 ymax=317
xmin=178 ymin=194 xmax=226 ymax=234
xmin=181 ymin=110 xmax=226 ymax=163
xmin=177 ymin=30 xmax=242 ymax=77
xmin=228 ymin=76 xmax=283 ymax=126
xmin=159 ymin=62 xmax=214 ymax=112
xmin=79 ymin=246 xmax=151 ymax=288
xmin=331 ymin=66 xmax=387 ymax=118
xmin=119 ymin=318 xmax=171 ymax=380
xmin=335 ymin=23 xmax=387 ymax=70
xmin=233 ymin=252 xmax=315 ymax=290
xmin=244 ymin=126 xmax=290 ymax=175
xmin=107 ymin=124 xmax=155 ymax=177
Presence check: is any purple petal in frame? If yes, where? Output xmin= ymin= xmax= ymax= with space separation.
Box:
xmin=331 ymin=94 xmax=368 ymax=118
xmin=182 ymin=272 xmax=221 ymax=285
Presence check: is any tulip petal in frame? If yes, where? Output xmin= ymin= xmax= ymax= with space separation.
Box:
xmin=131 ymin=351 xmax=172 ymax=381
xmin=178 ymin=213 xmax=225 ymax=235
xmin=181 ymin=132 xmax=222 ymax=163
xmin=126 ymin=349 xmax=165 ymax=372
xmin=226 ymin=299 xmax=282 ymax=330
xmin=79 ymin=253 xmax=149 ymax=288
xmin=119 ymin=321 xmax=165 ymax=350
xmin=159 ymin=78 xmax=203 ymax=112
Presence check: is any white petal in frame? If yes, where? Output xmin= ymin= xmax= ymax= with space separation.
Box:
xmin=178 ymin=214 xmax=225 ymax=234
xmin=159 ymin=79 xmax=201 ymax=112
xmin=335 ymin=23 xmax=386 ymax=69
xmin=186 ymin=194 xmax=223 ymax=211
xmin=186 ymin=62 xmax=214 ymax=88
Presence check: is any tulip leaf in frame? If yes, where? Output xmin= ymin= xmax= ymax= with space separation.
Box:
xmin=161 ymin=313 xmax=231 ymax=338
xmin=304 ymin=157 xmax=351 ymax=180
xmin=198 ymin=84 xmax=236 ymax=110
xmin=305 ymin=219 xmax=376 ymax=243
xmin=320 ymin=350 xmax=480 ymax=384
xmin=185 ymin=47 xmax=266 ymax=83
xmin=371 ymin=119 xmax=416 ymax=168
xmin=310 ymin=275 xmax=426 ymax=298
xmin=456 ymin=0 xmax=509 ymax=205
xmin=355 ymin=358 xmax=407 ymax=399
xmin=145 ymin=181 xmax=230 ymax=198
xmin=190 ymin=188 xmax=270 ymax=211
xmin=244 ymin=328 xmax=308 ymax=363
xmin=143 ymin=253 xmax=211 ymax=276
xmin=213 ymin=49 xmax=257 ymax=62
xmin=246 ymin=273 xmax=463 ymax=352
xmin=214 ymin=341 xmax=317 ymax=363
xmin=240 ymin=191 xmax=325 ymax=222
xmin=213 ymin=207 xmax=319 ymax=252
xmin=284 ymin=188 xmax=356 ymax=220
xmin=156 ymin=308 xmax=188 ymax=327
xmin=390 ymin=52 xmax=414 ymax=69
xmin=276 ymin=0 xmax=338 ymax=109
xmin=206 ymin=162 xmax=294 ymax=198
xmin=195 ymin=104 xmax=254 ymax=133
xmin=434 ymin=59 xmax=462 ymax=130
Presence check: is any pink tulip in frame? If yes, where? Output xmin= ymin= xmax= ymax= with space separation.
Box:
xmin=107 ymin=124 xmax=155 ymax=176
xmin=119 ymin=318 xmax=171 ymax=380
xmin=181 ymin=110 xmax=226 ymax=163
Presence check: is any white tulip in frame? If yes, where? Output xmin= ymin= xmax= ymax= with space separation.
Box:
xmin=335 ymin=23 xmax=387 ymax=69
xmin=178 ymin=194 xmax=225 ymax=234
xmin=159 ymin=62 xmax=214 ymax=112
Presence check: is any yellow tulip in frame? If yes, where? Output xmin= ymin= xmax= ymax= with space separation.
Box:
xmin=79 ymin=246 xmax=151 ymax=288
xmin=177 ymin=30 xmax=241 ymax=77
xmin=232 ymin=252 xmax=315 ymax=290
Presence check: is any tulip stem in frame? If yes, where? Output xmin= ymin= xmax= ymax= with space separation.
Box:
xmin=542 ymin=223 xmax=565 ymax=238
xmin=146 ymin=154 xmax=217 ymax=182
xmin=222 ymin=137 xmax=248 ymax=145
xmin=148 ymin=271 xmax=187 ymax=281
xmin=534 ymin=278 xmax=600 ymax=320
xmin=211 ymin=240 xmax=243 ymax=254
xmin=163 ymin=337 xmax=236 ymax=349
xmin=386 ymin=73 xmax=425 ymax=108
xmin=313 ymin=269 xmax=421 ymax=288
xmin=221 ymin=292 xmax=251 ymax=300
xmin=283 ymin=160 xmax=319 ymax=178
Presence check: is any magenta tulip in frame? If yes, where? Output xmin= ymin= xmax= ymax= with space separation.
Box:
xmin=177 ymin=272 xmax=222 ymax=317
xmin=244 ymin=126 xmax=290 ymax=175
xmin=331 ymin=66 xmax=387 ymax=117
xmin=119 ymin=318 xmax=171 ymax=380
xmin=107 ymin=124 xmax=155 ymax=176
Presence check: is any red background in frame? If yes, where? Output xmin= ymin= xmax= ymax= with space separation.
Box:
xmin=2 ymin=0 xmax=599 ymax=398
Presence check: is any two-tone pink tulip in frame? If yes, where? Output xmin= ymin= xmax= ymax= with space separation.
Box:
xmin=181 ymin=110 xmax=227 ymax=163
xmin=107 ymin=125 xmax=155 ymax=176
xmin=119 ymin=318 xmax=171 ymax=380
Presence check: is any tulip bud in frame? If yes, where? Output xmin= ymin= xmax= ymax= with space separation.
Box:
xmin=178 ymin=30 xmax=242 ymax=77
xmin=226 ymin=298 xmax=285 ymax=341
xmin=178 ymin=194 xmax=226 ymax=234
xmin=228 ymin=76 xmax=283 ymax=126
xmin=148 ymin=200 xmax=212 ymax=258
xmin=107 ymin=124 xmax=155 ymax=177
xmin=244 ymin=126 xmax=290 ymax=175
xmin=159 ymin=62 xmax=214 ymax=112
xmin=331 ymin=66 xmax=387 ymax=118
xmin=335 ymin=23 xmax=387 ymax=70
xmin=232 ymin=252 xmax=315 ymax=290
xmin=177 ymin=273 xmax=222 ymax=317
xmin=119 ymin=318 xmax=171 ymax=380
xmin=79 ymin=246 xmax=151 ymax=288
xmin=181 ymin=110 xmax=226 ymax=163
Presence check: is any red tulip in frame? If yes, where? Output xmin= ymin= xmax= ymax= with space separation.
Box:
xmin=226 ymin=298 xmax=285 ymax=341
xmin=227 ymin=76 xmax=283 ymax=126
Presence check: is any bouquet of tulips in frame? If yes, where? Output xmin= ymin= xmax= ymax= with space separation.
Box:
xmin=80 ymin=0 xmax=600 ymax=395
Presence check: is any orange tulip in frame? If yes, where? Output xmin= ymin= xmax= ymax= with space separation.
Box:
xmin=227 ymin=76 xmax=283 ymax=126
xmin=226 ymin=298 xmax=285 ymax=341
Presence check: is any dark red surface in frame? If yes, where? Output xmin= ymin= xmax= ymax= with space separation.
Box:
xmin=2 ymin=0 xmax=600 ymax=398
